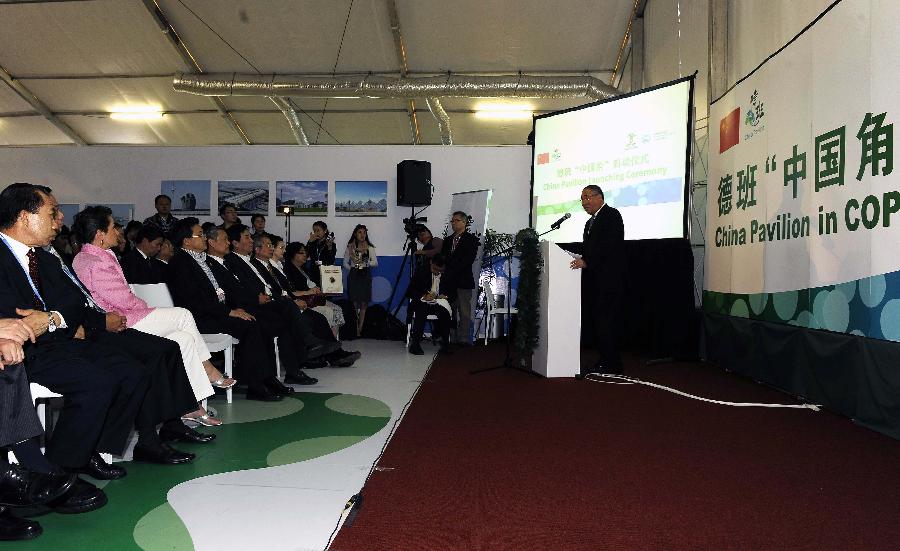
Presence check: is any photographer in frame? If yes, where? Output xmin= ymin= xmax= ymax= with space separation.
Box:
xmin=306 ymin=220 xmax=336 ymax=287
xmin=413 ymin=225 xmax=442 ymax=271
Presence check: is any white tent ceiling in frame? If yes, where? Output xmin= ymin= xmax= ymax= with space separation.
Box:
xmin=0 ymin=0 xmax=635 ymax=146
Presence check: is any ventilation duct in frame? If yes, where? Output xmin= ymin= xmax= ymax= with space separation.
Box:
xmin=174 ymin=73 xmax=619 ymax=144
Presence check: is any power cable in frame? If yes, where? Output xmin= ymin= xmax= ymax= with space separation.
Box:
xmin=316 ymin=0 xmax=355 ymax=144
xmin=582 ymin=372 xmax=821 ymax=410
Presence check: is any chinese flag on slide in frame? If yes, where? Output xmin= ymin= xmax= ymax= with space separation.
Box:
xmin=719 ymin=107 xmax=740 ymax=153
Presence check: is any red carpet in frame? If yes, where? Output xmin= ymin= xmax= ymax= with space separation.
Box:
xmin=332 ymin=344 xmax=900 ymax=550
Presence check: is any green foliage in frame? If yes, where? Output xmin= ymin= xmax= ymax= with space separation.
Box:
xmin=512 ymin=228 xmax=543 ymax=359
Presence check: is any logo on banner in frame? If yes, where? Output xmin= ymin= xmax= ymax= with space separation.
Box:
xmin=536 ymin=152 xmax=550 ymax=165
xmin=625 ymin=133 xmax=638 ymax=150
xmin=719 ymin=107 xmax=740 ymax=153
xmin=743 ymin=89 xmax=766 ymax=141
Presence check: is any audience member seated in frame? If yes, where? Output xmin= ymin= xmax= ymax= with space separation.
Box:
xmin=0 ymin=318 xmax=79 ymax=540
xmin=406 ymin=255 xmax=454 ymax=355
xmin=282 ymin=241 xmax=346 ymax=336
xmin=71 ymin=206 xmax=232 ymax=427
xmin=42 ymin=236 xmax=212 ymax=464
xmin=143 ymin=194 xmax=179 ymax=237
xmin=0 ymin=183 xmax=150 ymax=500
xmin=168 ymin=218 xmax=294 ymax=400
xmin=203 ymin=225 xmax=322 ymax=383
xmin=121 ymin=224 xmax=167 ymax=284
xmin=227 ymin=226 xmax=359 ymax=369
xmin=305 ymin=220 xmax=336 ymax=287
xmin=51 ymin=225 xmax=74 ymax=267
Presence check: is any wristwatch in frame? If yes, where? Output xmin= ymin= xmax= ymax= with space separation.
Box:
xmin=47 ymin=311 xmax=57 ymax=333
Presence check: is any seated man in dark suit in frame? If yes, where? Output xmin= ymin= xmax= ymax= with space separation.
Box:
xmin=120 ymin=224 xmax=166 ymax=284
xmin=0 ymin=319 xmax=78 ymax=541
xmin=250 ymin=232 xmax=359 ymax=367
xmin=225 ymin=225 xmax=358 ymax=369
xmin=203 ymin=225 xmax=323 ymax=382
xmin=406 ymin=255 xmax=454 ymax=355
xmin=0 ymin=183 xmax=148 ymax=514
xmin=167 ymin=218 xmax=295 ymax=400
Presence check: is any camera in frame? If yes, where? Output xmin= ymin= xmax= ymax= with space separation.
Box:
xmin=403 ymin=216 xmax=427 ymax=238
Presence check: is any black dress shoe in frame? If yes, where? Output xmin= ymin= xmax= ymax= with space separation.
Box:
xmin=284 ymin=372 xmax=317 ymax=385
xmin=73 ymin=453 xmax=127 ymax=481
xmin=327 ymin=350 xmax=361 ymax=367
xmin=133 ymin=442 xmax=195 ymax=465
xmin=0 ymin=464 xmax=76 ymax=507
xmin=159 ymin=426 xmax=216 ymax=444
xmin=0 ymin=507 xmax=41 ymax=541
xmin=301 ymin=357 xmax=328 ymax=369
xmin=408 ymin=342 xmax=424 ymax=355
xmin=246 ymin=387 xmax=284 ymax=401
xmin=49 ymin=478 xmax=107 ymax=514
xmin=265 ymin=377 xmax=295 ymax=395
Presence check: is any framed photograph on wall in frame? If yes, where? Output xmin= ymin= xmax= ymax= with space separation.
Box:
xmin=85 ymin=203 xmax=134 ymax=226
xmin=335 ymin=180 xmax=387 ymax=217
xmin=161 ymin=180 xmax=212 ymax=215
xmin=275 ymin=180 xmax=328 ymax=216
xmin=58 ymin=204 xmax=80 ymax=226
xmin=217 ymin=180 xmax=269 ymax=215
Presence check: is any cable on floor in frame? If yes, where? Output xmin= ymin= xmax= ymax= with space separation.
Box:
xmin=583 ymin=372 xmax=821 ymax=410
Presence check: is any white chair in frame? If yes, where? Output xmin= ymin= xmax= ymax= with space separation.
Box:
xmin=483 ymin=287 xmax=517 ymax=345
xmin=130 ymin=283 xmax=234 ymax=404
xmin=18 ymin=383 xmax=113 ymax=464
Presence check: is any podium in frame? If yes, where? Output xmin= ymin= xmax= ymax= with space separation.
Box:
xmin=533 ymin=240 xmax=581 ymax=377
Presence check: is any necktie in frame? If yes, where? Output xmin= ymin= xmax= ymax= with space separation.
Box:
xmin=26 ymin=249 xmax=44 ymax=309
xmin=452 ymin=234 xmax=461 ymax=253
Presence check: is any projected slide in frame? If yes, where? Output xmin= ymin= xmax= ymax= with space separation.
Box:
xmin=532 ymin=78 xmax=691 ymax=241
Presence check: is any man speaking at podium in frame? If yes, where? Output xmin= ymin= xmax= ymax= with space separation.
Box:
xmin=566 ymin=185 xmax=625 ymax=376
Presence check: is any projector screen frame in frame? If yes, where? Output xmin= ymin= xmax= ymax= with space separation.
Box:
xmin=529 ymin=74 xmax=696 ymax=241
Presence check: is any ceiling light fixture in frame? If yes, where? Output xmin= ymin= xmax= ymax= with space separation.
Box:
xmin=474 ymin=103 xmax=534 ymax=121
xmin=109 ymin=105 xmax=164 ymax=121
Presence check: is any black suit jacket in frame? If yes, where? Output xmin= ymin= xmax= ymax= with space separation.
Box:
xmin=249 ymin=258 xmax=286 ymax=297
xmin=224 ymin=253 xmax=270 ymax=297
xmin=0 ymin=243 xmax=105 ymax=344
xmin=167 ymin=249 xmax=231 ymax=325
xmin=120 ymin=248 xmax=165 ymax=285
xmin=206 ymin=257 xmax=258 ymax=312
xmin=440 ymin=231 xmax=480 ymax=290
xmin=406 ymin=267 xmax=456 ymax=302
xmin=565 ymin=204 xmax=625 ymax=291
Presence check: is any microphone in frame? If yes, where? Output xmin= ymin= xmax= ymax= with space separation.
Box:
xmin=550 ymin=212 xmax=571 ymax=230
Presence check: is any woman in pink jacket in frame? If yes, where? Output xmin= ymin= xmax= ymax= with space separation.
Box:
xmin=71 ymin=207 xmax=233 ymax=426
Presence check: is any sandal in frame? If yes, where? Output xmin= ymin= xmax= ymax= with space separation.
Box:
xmin=181 ymin=412 xmax=223 ymax=427
xmin=211 ymin=377 xmax=237 ymax=389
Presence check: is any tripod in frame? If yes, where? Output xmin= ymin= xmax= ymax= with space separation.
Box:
xmin=471 ymin=226 xmax=560 ymax=376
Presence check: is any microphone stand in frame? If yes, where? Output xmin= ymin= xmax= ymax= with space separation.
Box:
xmin=470 ymin=225 xmax=562 ymax=376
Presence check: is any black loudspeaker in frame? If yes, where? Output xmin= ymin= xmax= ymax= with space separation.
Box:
xmin=397 ymin=160 xmax=432 ymax=206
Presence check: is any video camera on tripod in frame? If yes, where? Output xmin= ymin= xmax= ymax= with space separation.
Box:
xmin=403 ymin=216 xmax=427 ymax=249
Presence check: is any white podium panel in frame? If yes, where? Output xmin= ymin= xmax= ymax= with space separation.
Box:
xmin=533 ymin=240 xmax=581 ymax=377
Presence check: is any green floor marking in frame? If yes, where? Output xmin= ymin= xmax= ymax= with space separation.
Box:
xmin=267 ymin=435 xmax=369 ymax=466
xmin=133 ymin=503 xmax=192 ymax=551
xmin=11 ymin=392 xmax=391 ymax=550
xmin=325 ymin=394 xmax=392 ymax=418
